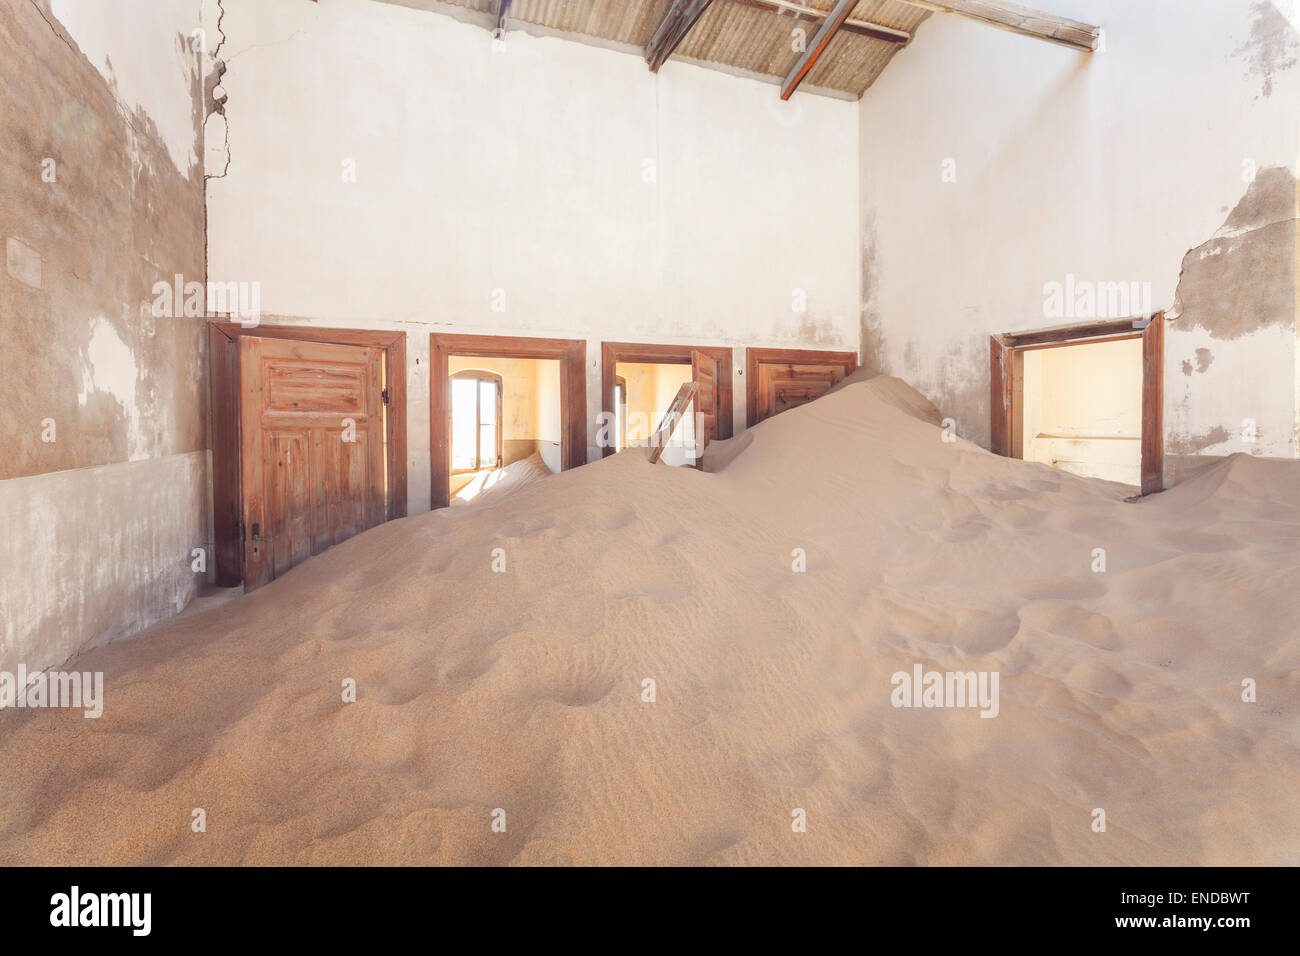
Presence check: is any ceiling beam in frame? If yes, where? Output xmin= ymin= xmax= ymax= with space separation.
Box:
xmin=780 ymin=0 xmax=855 ymax=100
xmin=492 ymin=0 xmax=511 ymax=39
xmin=728 ymin=0 xmax=910 ymax=45
xmin=895 ymin=0 xmax=1100 ymax=52
xmin=647 ymin=0 xmax=716 ymax=73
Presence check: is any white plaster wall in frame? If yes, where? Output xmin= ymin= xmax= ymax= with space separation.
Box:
xmin=50 ymin=0 xmax=203 ymax=175
xmin=858 ymin=0 xmax=1300 ymax=474
xmin=0 ymin=452 xmax=210 ymax=675
xmin=205 ymin=0 xmax=861 ymax=513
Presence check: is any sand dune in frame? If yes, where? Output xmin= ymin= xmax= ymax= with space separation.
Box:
xmin=1 ymin=376 xmax=1296 ymax=865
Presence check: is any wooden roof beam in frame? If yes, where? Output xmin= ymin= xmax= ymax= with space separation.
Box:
xmin=729 ymin=0 xmax=910 ymax=45
xmin=647 ymin=0 xmax=716 ymax=73
xmin=492 ymin=0 xmax=511 ymax=40
xmin=896 ymin=0 xmax=1101 ymax=52
xmin=780 ymin=0 xmax=856 ymax=100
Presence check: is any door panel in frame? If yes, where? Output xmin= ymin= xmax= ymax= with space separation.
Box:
xmin=691 ymin=349 xmax=720 ymax=467
xmin=746 ymin=349 xmax=857 ymax=426
xmin=240 ymin=337 xmax=386 ymax=590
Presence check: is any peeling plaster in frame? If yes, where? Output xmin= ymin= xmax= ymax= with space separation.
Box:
xmin=77 ymin=317 xmax=146 ymax=461
xmin=1167 ymin=425 xmax=1234 ymax=457
xmin=48 ymin=0 xmax=202 ymax=175
xmin=1170 ymin=167 xmax=1297 ymax=341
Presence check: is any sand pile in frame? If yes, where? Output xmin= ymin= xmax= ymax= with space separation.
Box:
xmin=452 ymin=453 xmax=554 ymax=507
xmin=1 ymin=376 xmax=1296 ymax=865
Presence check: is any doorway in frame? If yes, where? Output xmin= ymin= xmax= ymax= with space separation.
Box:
xmin=990 ymin=314 xmax=1164 ymax=495
xmin=208 ymin=323 xmax=408 ymax=589
xmin=448 ymin=357 xmax=562 ymax=504
xmin=600 ymin=342 xmax=733 ymax=464
xmin=430 ymin=334 xmax=586 ymax=510
xmin=745 ymin=347 xmax=858 ymax=426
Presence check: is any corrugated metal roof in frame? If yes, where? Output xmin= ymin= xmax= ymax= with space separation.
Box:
xmin=384 ymin=0 xmax=929 ymax=97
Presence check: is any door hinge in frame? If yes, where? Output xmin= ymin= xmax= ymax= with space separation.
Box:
xmin=381 ymin=388 xmax=391 ymax=405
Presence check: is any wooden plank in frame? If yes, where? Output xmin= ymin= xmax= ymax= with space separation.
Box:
xmin=896 ymin=0 xmax=1100 ymax=52
xmin=999 ymin=318 xmax=1146 ymax=349
xmin=691 ymin=349 xmax=720 ymax=469
xmin=1008 ymin=346 xmax=1024 ymax=459
xmin=780 ymin=0 xmax=856 ymax=100
xmin=733 ymin=0 xmax=915 ymax=43
xmin=601 ymin=342 xmax=733 ymax=457
xmin=1140 ymin=312 xmax=1165 ymax=496
xmin=384 ymin=333 xmax=408 ymax=518
xmin=493 ymin=0 xmax=512 ymax=38
xmin=238 ymin=337 xmax=271 ymax=590
xmin=647 ymin=0 xmax=715 ymax=72
xmin=988 ymin=335 xmax=1011 ymax=456
xmin=648 ymin=382 xmax=700 ymax=465
xmin=429 ymin=333 xmax=586 ymax=509
xmin=727 ymin=0 xmax=911 ymax=43
xmin=208 ymin=323 xmax=242 ymax=587
xmin=745 ymin=347 xmax=857 ymax=427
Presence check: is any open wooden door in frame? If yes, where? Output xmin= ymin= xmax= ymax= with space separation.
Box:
xmin=691 ymin=349 xmax=720 ymax=468
xmin=239 ymin=336 xmax=387 ymax=590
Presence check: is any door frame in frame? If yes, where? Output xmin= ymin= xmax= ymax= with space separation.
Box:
xmin=430 ymin=333 xmax=587 ymax=509
xmin=989 ymin=314 xmax=1164 ymax=495
xmin=745 ymin=347 xmax=858 ymax=427
xmin=209 ymin=321 xmax=408 ymax=587
xmin=600 ymin=342 xmax=734 ymax=458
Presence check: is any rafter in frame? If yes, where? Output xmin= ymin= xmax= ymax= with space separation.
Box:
xmin=780 ymin=0 xmax=855 ymax=100
xmin=646 ymin=0 xmax=716 ymax=73
xmin=729 ymin=0 xmax=910 ymax=45
xmin=493 ymin=0 xmax=512 ymax=40
xmin=896 ymin=0 xmax=1100 ymax=52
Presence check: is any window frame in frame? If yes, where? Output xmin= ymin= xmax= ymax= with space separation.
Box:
xmin=613 ymin=374 xmax=628 ymax=452
xmin=449 ymin=369 xmax=504 ymax=474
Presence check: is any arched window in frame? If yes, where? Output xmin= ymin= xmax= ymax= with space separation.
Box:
xmin=613 ymin=374 xmax=628 ymax=452
xmin=450 ymin=370 xmax=503 ymax=473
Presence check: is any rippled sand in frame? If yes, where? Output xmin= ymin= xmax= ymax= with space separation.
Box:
xmin=1 ymin=376 xmax=1296 ymax=865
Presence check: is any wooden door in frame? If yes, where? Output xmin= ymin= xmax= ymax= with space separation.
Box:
xmin=239 ymin=336 xmax=387 ymax=590
xmin=746 ymin=348 xmax=857 ymax=426
xmin=691 ymin=349 xmax=720 ymax=467
xmin=1140 ymin=315 xmax=1164 ymax=496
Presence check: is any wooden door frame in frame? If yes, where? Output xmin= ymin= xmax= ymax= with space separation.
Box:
xmin=989 ymin=314 xmax=1164 ymax=495
xmin=601 ymin=342 xmax=734 ymax=458
xmin=430 ymin=333 xmax=587 ymax=509
xmin=745 ymin=347 xmax=858 ymax=427
xmin=209 ymin=321 xmax=408 ymax=587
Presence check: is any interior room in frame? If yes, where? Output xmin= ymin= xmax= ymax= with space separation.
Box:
xmin=614 ymin=360 xmax=696 ymax=463
xmin=1022 ymin=337 xmax=1144 ymax=485
xmin=2 ymin=0 xmax=1299 ymax=891
xmin=448 ymin=356 xmax=561 ymax=502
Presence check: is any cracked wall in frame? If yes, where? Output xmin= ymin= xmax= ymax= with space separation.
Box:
xmin=858 ymin=0 xmax=1300 ymax=480
xmin=0 ymin=0 xmax=210 ymax=673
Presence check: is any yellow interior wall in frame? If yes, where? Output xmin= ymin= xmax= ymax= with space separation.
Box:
xmin=1023 ymin=337 xmax=1143 ymax=485
xmin=447 ymin=357 xmax=562 ymax=493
